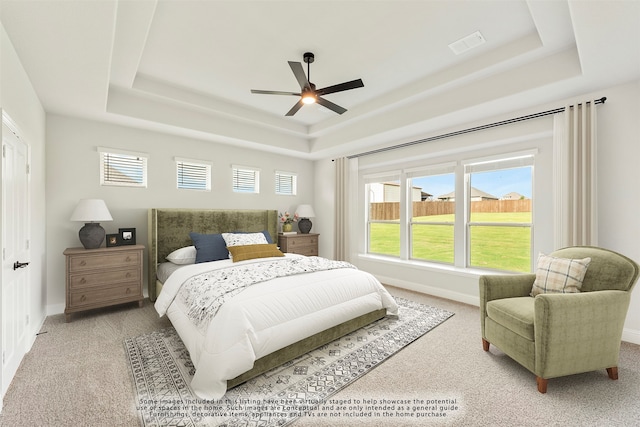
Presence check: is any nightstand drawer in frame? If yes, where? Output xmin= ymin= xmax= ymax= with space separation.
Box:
xmin=69 ymin=267 xmax=140 ymax=290
xmin=287 ymin=236 xmax=318 ymax=247
xmin=69 ymin=283 xmax=142 ymax=308
xmin=288 ymin=246 xmax=318 ymax=256
xmin=69 ymin=251 xmax=141 ymax=272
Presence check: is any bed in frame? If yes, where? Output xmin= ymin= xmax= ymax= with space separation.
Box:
xmin=148 ymin=208 xmax=398 ymax=399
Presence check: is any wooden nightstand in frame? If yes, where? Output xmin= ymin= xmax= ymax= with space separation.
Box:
xmin=278 ymin=233 xmax=319 ymax=256
xmin=63 ymin=245 xmax=144 ymax=322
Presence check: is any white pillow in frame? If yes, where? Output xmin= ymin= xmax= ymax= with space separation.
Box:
xmin=166 ymin=246 xmax=197 ymax=265
xmin=222 ymin=232 xmax=268 ymax=248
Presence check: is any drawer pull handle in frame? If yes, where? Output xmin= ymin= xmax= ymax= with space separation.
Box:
xmin=125 ymin=256 xmax=131 ymax=262
xmin=125 ymin=272 xmax=131 ymax=278
xmin=80 ymin=260 xmax=86 ymax=266
xmin=126 ymin=288 xmax=131 ymax=294
xmin=80 ymin=278 xmax=86 ymax=284
xmin=80 ymin=295 xmax=86 ymax=302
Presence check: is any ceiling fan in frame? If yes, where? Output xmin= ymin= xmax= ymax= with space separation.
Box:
xmin=251 ymin=52 xmax=364 ymax=116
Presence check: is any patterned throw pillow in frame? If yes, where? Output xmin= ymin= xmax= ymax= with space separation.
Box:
xmin=222 ymin=232 xmax=269 ymax=247
xmin=227 ymin=244 xmax=284 ymax=262
xmin=530 ymin=253 xmax=591 ymax=296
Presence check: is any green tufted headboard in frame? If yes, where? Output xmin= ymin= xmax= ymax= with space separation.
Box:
xmin=147 ymin=208 xmax=278 ymax=301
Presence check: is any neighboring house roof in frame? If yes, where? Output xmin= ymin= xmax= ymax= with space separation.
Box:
xmin=502 ymin=192 xmax=525 ymax=200
xmin=438 ymin=187 xmax=498 ymax=200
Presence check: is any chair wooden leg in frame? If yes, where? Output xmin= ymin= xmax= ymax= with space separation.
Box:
xmin=482 ymin=338 xmax=490 ymax=351
xmin=536 ymin=377 xmax=548 ymax=393
xmin=607 ymin=367 xmax=618 ymax=380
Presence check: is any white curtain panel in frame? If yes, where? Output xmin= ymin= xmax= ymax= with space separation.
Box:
xmin=334 ymin=157 xmax=358 ymax=261
xmin=553 ymin=100 xmax=598 ymax=247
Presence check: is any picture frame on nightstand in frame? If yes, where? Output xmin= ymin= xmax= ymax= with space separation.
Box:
xmin=119 ymin=228 xmax=136 ymax=245
xmin=106 ymin=233 xmax=120 ymax=247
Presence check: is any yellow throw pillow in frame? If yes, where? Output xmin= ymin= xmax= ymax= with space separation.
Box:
xmin=227 ymin=244 xmax=285 ymax=263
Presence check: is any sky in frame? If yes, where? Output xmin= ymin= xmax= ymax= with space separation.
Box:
xmin=412 ymin=167 xmax=532 ymax=199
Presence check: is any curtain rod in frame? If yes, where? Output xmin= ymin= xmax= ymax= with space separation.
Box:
xmin=347 ymin=96 xmax=606 ymax=159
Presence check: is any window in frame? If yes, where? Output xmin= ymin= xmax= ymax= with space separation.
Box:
xmin=365 ymin=173 xmax=401 ymax=257
xmin=275 ymin=171 xmax=297 ymax=195
xmin=363 ymin=150 xmax=536 ymax=273
xmin=176 ymin=157 xmax=211 ymax=191
xmin=99 ymin=147 xmax=147 ymax=187
xmin=465 ymin=154 xmax=534 ymax=272
xmin=232 ymin=165 xmax=260 ymax=193
xmin=408 ymin=165 xmax=456 ymax=264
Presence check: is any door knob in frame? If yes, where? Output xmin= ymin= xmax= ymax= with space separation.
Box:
xmin=13 ymin=261 xmax=29 ymax=270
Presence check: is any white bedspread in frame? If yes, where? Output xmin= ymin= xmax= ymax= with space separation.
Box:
xmin=155 ymin=254 xmax=398 ymax=400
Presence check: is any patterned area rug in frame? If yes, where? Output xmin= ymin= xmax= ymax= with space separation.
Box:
xmin=124 ymin=297 xmax=453 ymax=426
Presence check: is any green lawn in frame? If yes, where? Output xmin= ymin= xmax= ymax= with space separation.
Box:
xmin=369 ymin=212 xmax=532 ymax=272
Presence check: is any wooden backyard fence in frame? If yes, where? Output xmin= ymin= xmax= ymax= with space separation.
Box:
xmin=370 ymin=199 xmax=531 ymax=220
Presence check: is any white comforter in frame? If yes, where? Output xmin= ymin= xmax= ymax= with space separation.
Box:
xmin=155 ymin=254 xmax=398 ymax=400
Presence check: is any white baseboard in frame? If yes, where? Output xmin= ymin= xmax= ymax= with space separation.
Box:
xmin=622 ymin=328 xmax=640 ymax=345
xmin=374 ymin=274 xmax=480 ymax=307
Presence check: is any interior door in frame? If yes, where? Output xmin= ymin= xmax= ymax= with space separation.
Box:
xmin=1 ymin=120 xmax=30 ymax=396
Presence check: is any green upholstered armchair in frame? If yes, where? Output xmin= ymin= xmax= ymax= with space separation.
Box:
xmin=479 ymin=246 xmax=639 ymax=393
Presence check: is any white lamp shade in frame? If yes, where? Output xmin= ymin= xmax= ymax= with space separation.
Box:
xmin=295 ymin=204 xmax=316 ymax=218
xmin=70 ymin=199 xmax=113 ymax=222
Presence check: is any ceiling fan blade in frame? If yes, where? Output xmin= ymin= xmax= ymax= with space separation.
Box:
xmin=316 ymin=79 xmax=364 ymax=96
xmin=285 ymin=99 xmax=305 ymax=116
xmin=316 ymin=96 xmax=347 ymax=115
xmin=288 ymin=61 xmax=310 ymax=90
xmin=251 ymin=89 xmax=301 ymax=96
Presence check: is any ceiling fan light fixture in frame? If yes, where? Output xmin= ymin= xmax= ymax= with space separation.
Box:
xmin=301 ymin=92 xmax=316 ymax=104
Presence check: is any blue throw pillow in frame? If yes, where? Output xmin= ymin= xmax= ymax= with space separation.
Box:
xmin=232 ymin=230 xmax=274 ymax=244
xmin=189 ymin=232 xmax=229 ymax=263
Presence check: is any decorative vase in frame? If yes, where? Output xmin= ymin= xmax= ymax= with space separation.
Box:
xmin=298 ymin=218 xmax=312 ymax=234
xmin=282 ymin=223 xmax=293 ymax=232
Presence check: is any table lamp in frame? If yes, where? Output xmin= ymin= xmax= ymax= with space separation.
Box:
xmin=70 ymin=199 xmax=113 ymax=249
xmin=295 ymin=204 xmax=316 ymax=234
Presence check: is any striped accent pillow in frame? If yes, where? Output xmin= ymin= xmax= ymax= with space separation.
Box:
xmin=227 ymin=244 xmax=285 ymax=263
xmin=530 ymin=253 xmax=591 ymax=296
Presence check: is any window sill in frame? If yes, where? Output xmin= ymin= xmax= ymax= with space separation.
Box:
xmin=356 ymin=253 xmax=514 ymax=278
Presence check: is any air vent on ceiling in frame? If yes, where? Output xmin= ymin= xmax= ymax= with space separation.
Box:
xmin=448 ymin=31 xmax=486 ymax=55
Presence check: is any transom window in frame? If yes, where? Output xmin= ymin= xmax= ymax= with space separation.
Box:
xmin=99 ymin=147 xmax=147 ymax=188
xmin=232 ymin=165 xmax=260 ymax=194
xmin=275 ymin=171 xmax=297 ymax=195
xmin=176 ymin=157 xmax=211 ymax=191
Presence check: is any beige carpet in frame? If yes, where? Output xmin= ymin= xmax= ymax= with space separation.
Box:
xmin=1 ymin=286 xmax=639 ymax=426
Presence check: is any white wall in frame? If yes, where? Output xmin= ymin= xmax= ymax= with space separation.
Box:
xmin=45 ymin=115 xmax=315 ymax=313
xmin=0 ymin=24 xmax=47 ymax=344
xmin=315 ymin=79 xmax=640 ymax=344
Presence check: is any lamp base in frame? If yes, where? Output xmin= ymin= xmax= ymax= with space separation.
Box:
xmin=298 ymin=218 xmax=312 ymax=234
xmin=78 ymin=223 xmax=106 ymax=249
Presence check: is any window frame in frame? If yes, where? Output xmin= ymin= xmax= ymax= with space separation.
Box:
xmin=463 ymin=152 xmax=535 ymax=272
xmin=98 ymin=147 xmax=148 ymax=188
xmin=363 ymin=150 xmax=537 ymax=273
xmin=406 ymin=162 xmax=457 ymax=265
xmin=364 ymin=171 xmax=402 ymax=258
xmin=232 ymin=164 xmax=260 ymax=194
xmin=175 ymin=157 xmax=212 ymax=191
xmin=275 ymin=170 xmax=297 ymax=195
